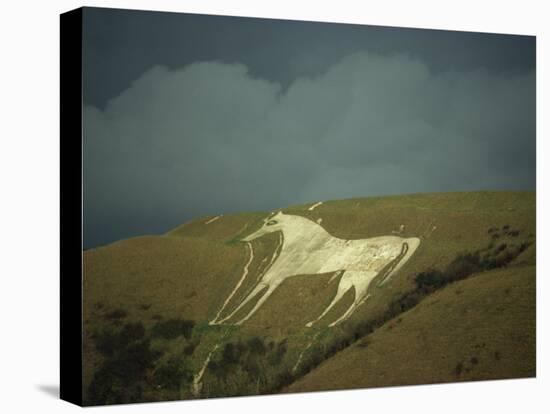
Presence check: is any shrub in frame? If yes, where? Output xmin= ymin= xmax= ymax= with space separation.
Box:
xmin=415 ymin=269 xmax=446 ymax=291
xmin=153 ymin=356 xmax=192 ymax=390
xmin=184 ymin=341 xmax=197 ymax=356
xmin=454 ymin=362 xmax=463 ymax=377
xmin=151 ymin=318 xmax=195 ymax=340
xmin=274 ymin=369 xmax=293 ymax=389
xmin=121 ymin=322 xmax=146 ymax=342
xmin=88 ymin=338 xmax=159 ymax=405
xmin=94 ymin=322 xmax=145 ymax=357
xmin=268 ymin=341 xmax=287 ymax=366
xmin=243 ymin=356 xmax=261 ymax=378
xmin=445 ymin=252 xmax=482 ymax=282
xmin=247 ymin=337 xmax=266 ymax=355
xmin=104 ymin=308 xmax=127 ymax=321
xmin=222 ymin=342 xmax=241 ymax=364
xmin=95 ymin=329 xmax=120 ymax=357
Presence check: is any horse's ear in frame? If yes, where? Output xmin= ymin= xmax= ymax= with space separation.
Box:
xmin=266 ymin=211 xmax=277 ymax=220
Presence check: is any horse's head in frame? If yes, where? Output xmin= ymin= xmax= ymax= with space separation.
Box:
xmin=242 ymin=211 xmax=286 ymax=242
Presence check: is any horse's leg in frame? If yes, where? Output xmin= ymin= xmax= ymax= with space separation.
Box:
xmin=329 ymin=271 xmax=376 ymax=327
xmin=216 ymin=282 xmax=268 ymax=324
xmin=306 ymin=272 xmax=353 ymax=327
xmin=328 ymin=294 xmax=371 ymax=327
xmin=234 ymin=283 xmax=279 ymax=325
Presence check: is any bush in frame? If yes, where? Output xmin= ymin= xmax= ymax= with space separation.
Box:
xmin=454 ymin=362 xmax=463 ymax=377
xmin=247 ymin=337 xmax=266 ymax=355
xmin=94 ymin=322 xmax=144 ymax=357
xmin=222 ymin=342 xmax=241 ymax=364
xmin=274 ymin=369 xmax=293 ymax=389
xmin=95 ymin=329 xmax=120 ymax=357
xmin=88 ymin=338 xmax=159 ymax=405
xmin=104 ymin=308 xmax=127 ymax=321
xmin=151 ymin=318 xmax=195 ymax=340
xmin=268 ymin=341 xmax=287 ymax=366
xmin=121 ymin=322 xmax=146 ymax=342
xmin=153 ymin=356 xmax=192 ymax=390
xmin=445 ymin=252 xmax=482 ymax=282
xmin=243 ymin=356 xmax=261 ymax=378
xmin=184 ymin=341 xmax=197 ymax=356
xmin=415 ymin=270 xmax=446 ymax=291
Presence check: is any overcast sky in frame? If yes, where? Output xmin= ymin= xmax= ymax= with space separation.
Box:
xmin=82 ymin=7 xmax=536 ymax=249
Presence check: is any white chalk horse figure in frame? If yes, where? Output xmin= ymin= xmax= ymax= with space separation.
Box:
xmin=216 ymin=212 xmax=420 ymax=327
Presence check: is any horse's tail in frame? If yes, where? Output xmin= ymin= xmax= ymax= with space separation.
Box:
xmin=379 ymin=237 xmax=420 ymax=286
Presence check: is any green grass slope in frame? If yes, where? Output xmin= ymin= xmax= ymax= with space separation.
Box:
xmin=82 ymin=191 xmax=535 ymax=405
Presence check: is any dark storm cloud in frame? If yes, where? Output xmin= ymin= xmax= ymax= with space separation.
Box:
xmin=83 ymin=48 xmax=535 ymax=248
xmin=82 ymin=7 xmax=535 ymax=109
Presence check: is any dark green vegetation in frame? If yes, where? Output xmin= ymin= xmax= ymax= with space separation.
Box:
xmin=83 ymin=191 xmax=535 ymax=405
xmin=202 ymin=337 xmax=291 ymax=397
xmin=87 ymin=318 xmax=196 ymax=405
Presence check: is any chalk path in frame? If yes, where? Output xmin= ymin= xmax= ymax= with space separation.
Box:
xmin=293 ymin=332 xmax=320 ymax=373
xmin=192 ymin=343 xmax=220 ymax=396
xmin=210 ymin=242 xmax=254 ymax=325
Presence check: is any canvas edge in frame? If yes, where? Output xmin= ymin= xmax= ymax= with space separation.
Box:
xmin=60 ymin=7 xmax=84 ymax=407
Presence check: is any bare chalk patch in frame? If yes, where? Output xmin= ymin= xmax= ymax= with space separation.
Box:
xmin=205 ymin=215 xmax=222 ymax=225
xmin=308 ymin=201 xmax=323 ymax=211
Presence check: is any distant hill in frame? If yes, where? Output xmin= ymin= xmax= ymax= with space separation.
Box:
xmin=82 ymin=191 xmax=535 ymax=405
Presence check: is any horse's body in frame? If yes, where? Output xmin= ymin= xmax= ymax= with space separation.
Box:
xmin=213 ymin=212 xmax=420 ymax=327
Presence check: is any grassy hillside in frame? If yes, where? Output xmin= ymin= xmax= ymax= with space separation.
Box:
xmin=82 ymin=191 xmax=535 ymax=405
xmin=287 ymin=264 xmax=535 ymax=392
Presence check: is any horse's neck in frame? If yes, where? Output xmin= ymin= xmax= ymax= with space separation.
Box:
xmin=280 ymin=221 xmax=330 ymax=248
